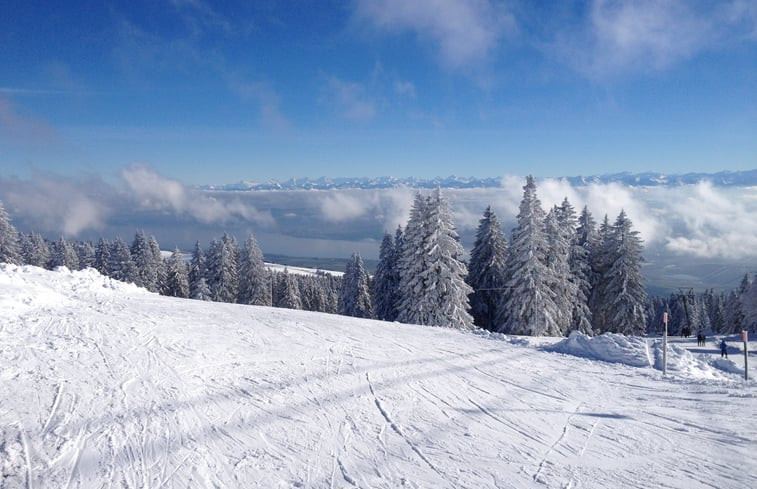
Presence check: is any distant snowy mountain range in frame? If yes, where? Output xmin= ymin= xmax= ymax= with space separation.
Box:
xmin=199 ymin=169 xmax=757 ymax=191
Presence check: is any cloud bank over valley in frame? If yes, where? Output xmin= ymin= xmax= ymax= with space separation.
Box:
xmin=1 ymin=166 xmax=756 ymax=287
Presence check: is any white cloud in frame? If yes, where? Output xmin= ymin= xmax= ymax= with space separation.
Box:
xmin=355 ymin=0 xmax=515 ymax=70
xmin=120 ymin=163 xmax=274 ymax=227
xmin=664 ymin=182 xmax=757 ymax=259
xmin=319 ymin=192 xmax=372 ymax=222
xmin=554 ymin=0 xmax=757 ymax=77
xmin=317 ymin=187 xmax=415 ymax=232
xmin=0 ymin=173 xmax=109 ymax=236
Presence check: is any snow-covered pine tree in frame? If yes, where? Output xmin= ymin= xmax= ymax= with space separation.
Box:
xmin=130 ymin=231 xmax=152 ymax=290
xmin=238 ymin=234 xmax=272 ymax=306
xmin=397 ymin=193 xmax=430 ymax=325
xmin=576 ymin=205 xmax=598 ymax=250
xmin=545 ymin=207 xmax=575 ymax=335
xmin=339 ymin=252 xmax=374 ymax=318
xmin=646 ymin=295 xmax=669 ymax=335
xmin=324 ymin=274 xmax=341 ymax=314
xmin=741 ymin=273 xmax=757 ymax=332
xmin=49 ymin=237 xmax=80 ymax=270
xmin=598 ymin=210 xmax=648 ymax=335
xmin=20 ymin=232 xmax=50 ymax=268
xmin=390 ymin=225 xmax=403 ymax=312
xmin=498 ymin=176 xmax=561 ymax=336
xmin=188 ymin=241 xmax=212 ymax=301
xmin=130 ymin=231 xmax=162 ymax=292
xmin=722 ymin=274 xmax=751 ymax=334
xmin=149 ymin=236 xmax=166 ymax=294
xmin=164 ymin=248 xmax=189 ymax=298
xmin=274 ymin=270 xmax=302 ymax=310
xmin=559 ymin=199 xmax=593 ymax=335
xmin=397 ymin=189 xmax=474 ymax=329
xmin=0 ymin=201 xmax=21 ymax=264
xmin=708 ymin=292 xmax=727 ymax=334
xmin=296 ymin=275 xmax=321 ymax=312
xmin=93 ymin=238 xmax=111 ymax=276
xmin=109 ymin=237 xmax=137 ymax=283
xmin=467 ymin=206 xmax=508 ymax=331
xmin=372 ymin=232 xmax=399 ymax=321
xmin=589 ymin=215 xmax=613 ymax=333
xmin=314 ymin=275 xmax=335 ymax=312
xmin=76 ymin=241 xmax=96 ymax=270
xmin=207 ymin=233 xmax=239 ymax=303
xmin=574 ymin=205 xmax=597 ymax=334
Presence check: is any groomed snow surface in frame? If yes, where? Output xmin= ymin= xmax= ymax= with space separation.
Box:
xmin=1 ymin=265 xmax=755 ymax=488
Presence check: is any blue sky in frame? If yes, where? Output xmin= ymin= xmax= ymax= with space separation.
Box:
xmin=1 ymin=0 xmax=756 ymax=185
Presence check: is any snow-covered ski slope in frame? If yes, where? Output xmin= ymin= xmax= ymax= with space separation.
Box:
xmin=1 ymin=265 xmax=755 ymax=489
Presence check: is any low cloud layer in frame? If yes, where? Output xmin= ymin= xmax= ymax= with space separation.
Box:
xmin=1 ymin=169 xmax=756 ymax=263
xmin=120 ymin=164 xmax=274 ymax=227
xmin=0 ymin=165 xmax=274 ymax=240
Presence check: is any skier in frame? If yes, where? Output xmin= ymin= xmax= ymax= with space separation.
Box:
xmin=719 ymin=338 xmax=728 ymax=358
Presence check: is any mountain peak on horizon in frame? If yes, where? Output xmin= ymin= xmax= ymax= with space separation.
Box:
xmin=198 ymin=169 xmax=757 ymax=191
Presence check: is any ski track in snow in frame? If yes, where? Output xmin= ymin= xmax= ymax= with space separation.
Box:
xmin=1 ymin=265 xmax=756 ymax=488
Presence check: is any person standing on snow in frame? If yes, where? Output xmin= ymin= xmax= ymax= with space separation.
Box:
xmin=719 ymin=339 xmax=728 ymax=358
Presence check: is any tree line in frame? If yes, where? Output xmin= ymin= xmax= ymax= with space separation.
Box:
xmin=2 ymin=175 xmax=755 ymax=336
xmin=648 ymin=278 xmax=757 ymax=336
xmin=366 ymin=177 xmax=648 ymax=336
xmin=0 ymin=203 xmax=342 ymax=314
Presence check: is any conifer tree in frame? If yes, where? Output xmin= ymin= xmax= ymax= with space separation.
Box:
xmin=589 ymin=215 xmax=613 ymax=332
xmin=131 ymin=231 xmax=160 ymax=292
xmin=149 ymin=236 xmax=166 ymax=294
xmin=0 ymin=201 xmax=21 ymax=265
xmin=573 ymin=205 xmax=597 ymax=334
xmin=559 ymin=199 xmax=593 ymax=335
xmin=397 ymin=190 xmax=473 ymax=329
xmin=339 ymin=252 xmax=374 ymax=318
xmin=207 ymin=233 xmax=239 ymax=303
xmin=108 ymin=237 xmax=137 ymax=283
xmin=49 ymin=237 xmax=80 ymax=270
xmin=94 ymin=238 xmax=111 ymax=276
xmin=76 ymin=241 xmax=96 ymax=270
xmin=742 ymin=273 xmax=757 ymax=332
xmin=164 ymin=248 xmax=189 ymax=298
xmin=467 ymin=206 xmax=508 ymax=331
xmin=20 ymin=232 xmax=50 ymax=268
xmin=397 ymin=193 xmax=430 ymax=325
xmin=597 ymin=210 xmax=648 ymax=335
xmin=274 ymin=270 xmax=302 ymax=310
xmin=324 ymin=275 xmax=341 ymax=314
xmin=498 ymin=176 xmax=561 ymax=336
xmin=545 ymin=207 xmax=575 ymax=335
xmin=372 ymin=232 xmax=399 ymax=321
xmin=188 ymin=241 xmax=211 ymax=301
xmin=722 ymin=274 xmax=751 ymax=334
xmin=238 ymin=234 xmax=272 ymax=306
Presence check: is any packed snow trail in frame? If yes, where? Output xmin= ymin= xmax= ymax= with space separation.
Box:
xmin=1 ymin=265 xmax=755 ymax=488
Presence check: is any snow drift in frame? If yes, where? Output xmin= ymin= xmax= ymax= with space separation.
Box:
xmin=544 ymin=331 xmax=748 ymax=380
